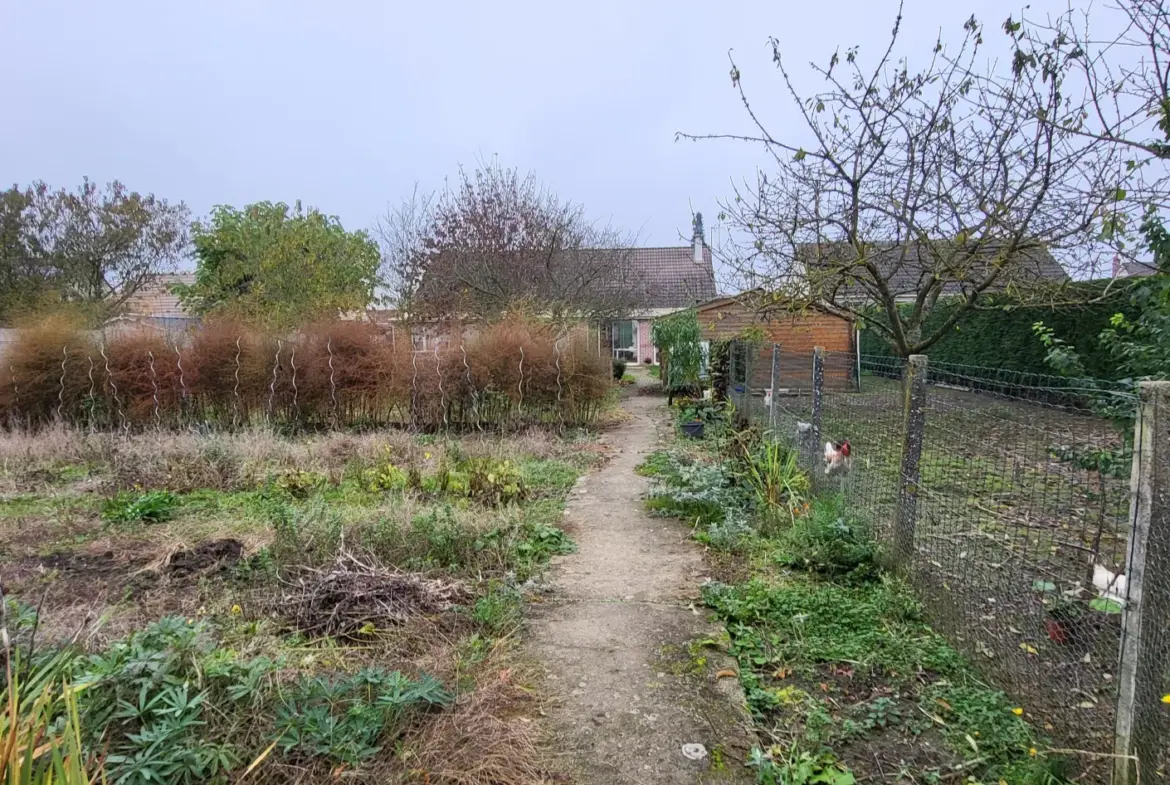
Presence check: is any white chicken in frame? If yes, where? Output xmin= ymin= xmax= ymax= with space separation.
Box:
xmin=1092 ymin=563 xmax=1128 ymax=607
xmin=824 ymin=440 xmax=852 ymax=477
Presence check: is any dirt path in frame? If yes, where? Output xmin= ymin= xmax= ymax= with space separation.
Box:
xmin=529 ymin=389 xmax=755 ymax=784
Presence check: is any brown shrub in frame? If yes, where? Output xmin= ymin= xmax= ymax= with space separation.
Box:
xmin=0 ymin=316 xmax=96 ymax=426
xmin=295 ymin=321 xmax=398 ymax=422
xmin=103 ymin=330 xmax=183 ymax=426
xmin=0 ymin=315 xmax=610 ymax=430
xmin=186 ymin=319 xmax=275 ymax=422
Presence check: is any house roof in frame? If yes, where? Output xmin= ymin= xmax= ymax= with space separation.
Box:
xmin=625 ymin=246 xmax=717 ymax=309
xmin=800 ymin=241 xmax=1068 ymax=302
xmin=121 ymin=273 xmax=196 ymax=317
xmin=416 ymin=243 xmax=718 ymax=314
xmin=1120 ymin=260 xmax=1158 ymax=278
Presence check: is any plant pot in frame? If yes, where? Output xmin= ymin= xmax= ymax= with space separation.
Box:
xmin=681 ymin=420 xmax=705 ymax=439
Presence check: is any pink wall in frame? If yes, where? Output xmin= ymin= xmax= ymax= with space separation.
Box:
xmin=637 ymin=319 xmax=655 ymax=364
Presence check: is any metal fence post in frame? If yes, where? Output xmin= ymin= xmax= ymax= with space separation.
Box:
xmin=769 ymin=343 xmax=780 ymax=432
xmin=811 ymin=347 xmax=825 ymax=447
xmin=893 ymin=354 xmax=928 ymax=568
xmin=1114 ymin=381 xmax=1170 ymax=785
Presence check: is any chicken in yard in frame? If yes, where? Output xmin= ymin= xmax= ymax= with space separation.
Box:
xmin=1092 ymin=563 xmax=1128 ymax=607
xmin=824 ymin=440 xmax=851 ymax=476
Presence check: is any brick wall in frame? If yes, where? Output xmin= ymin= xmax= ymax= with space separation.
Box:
xmin=697 ymin=300 xmax=855 ymax=390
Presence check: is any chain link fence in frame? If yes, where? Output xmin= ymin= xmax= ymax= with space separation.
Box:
xmin=728 ymin=340 xmax=1168 ymax=785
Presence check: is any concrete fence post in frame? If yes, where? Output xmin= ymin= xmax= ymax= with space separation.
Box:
xmin=1114 ymin=381 xmax=1170 ymax=785
xmin=728 ymin=340 xmax=739 ymax=409
xmin=769 ymin=343 xmax=781 ymax=432
xmin=893 ymin=355 xmax=928 ymax=568
xmin=811 ymin=347 xmax=825 ymax=447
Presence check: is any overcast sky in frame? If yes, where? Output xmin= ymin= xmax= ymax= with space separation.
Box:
xmin=3 ymin=0 xmax=1070 ymax=254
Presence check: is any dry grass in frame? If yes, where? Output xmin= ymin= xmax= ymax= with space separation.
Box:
xmin=409 ymin=654 xmax=546 ymax=785
xmin=0 ymin=423 xmax=604 ymax=494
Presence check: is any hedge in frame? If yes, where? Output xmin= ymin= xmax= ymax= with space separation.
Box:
xmin=0 ymin=316 xmax=611 ymax=430
xmin=859 ymin=282 xmax=1140 ymax=380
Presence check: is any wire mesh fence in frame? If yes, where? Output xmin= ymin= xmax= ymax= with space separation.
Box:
xmin=729 ymin=340 xmax=1169 ymax=784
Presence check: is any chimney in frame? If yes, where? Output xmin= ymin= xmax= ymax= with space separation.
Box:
xmin=1112 ymin=254 xmax=1121 ymax=279
xmin=692 ymin=212 xmax=705 ymax=263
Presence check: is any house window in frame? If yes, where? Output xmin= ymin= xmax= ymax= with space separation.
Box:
xmin=609 ymin=320 xmax=636 ymax=361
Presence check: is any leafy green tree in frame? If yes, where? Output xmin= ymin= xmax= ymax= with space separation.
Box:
xmin=180 ymin=202 xmax=380 ymax=327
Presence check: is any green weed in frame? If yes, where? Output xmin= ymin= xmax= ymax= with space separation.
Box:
xmin=772 ymin=496 xmax=877 ymax=579
xmin=100 ymin=489 xmax=179 ymax=526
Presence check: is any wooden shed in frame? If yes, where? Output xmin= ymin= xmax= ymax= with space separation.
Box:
xmin=695 ymin=295 xmax=856 ymax=392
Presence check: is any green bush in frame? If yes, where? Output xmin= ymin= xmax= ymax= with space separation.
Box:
xmin=774 ymin=496 xmax=877 ymax=578
xmin=644 ymin=451 xmax=749 ymax=527
xmin=859 ymin=286 xmax=1139 ymax=378
xmin=101 ymin=489 xmax=179 ymax=526
xmin=612 ymin=358 xmax=627 ymax=380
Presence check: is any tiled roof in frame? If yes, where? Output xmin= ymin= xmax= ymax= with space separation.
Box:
xmin=799 ymin=241 xmax=1068 ymax=301
xmin=121 ymin=273 xmax=196 ymax=317
xmin=625 ymin=246 xmax=718 ymax=309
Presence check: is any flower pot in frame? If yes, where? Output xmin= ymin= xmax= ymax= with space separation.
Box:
xmin=681 ymin=420 xmax=705 ymax=439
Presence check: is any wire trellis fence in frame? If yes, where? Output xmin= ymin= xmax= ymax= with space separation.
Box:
xmin=729 ymin=340 xmax=1168 ymax=785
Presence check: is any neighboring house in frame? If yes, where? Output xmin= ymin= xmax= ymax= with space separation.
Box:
xmin=799 ymin=241 xmax=1068 ymax=304
xmin=695 ymin=294 xmax=856 ymax=392
xmin=1112 ymin=256 xmax=1158 ymax=278
xmin=115 ymin=273 xmax=200 ymax=337
xmin=603 ymin=215 xmax=718 ymax=363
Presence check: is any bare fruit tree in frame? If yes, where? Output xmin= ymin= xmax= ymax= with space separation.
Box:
xmin=374 ymin=183 xmax=435 ymax=319
xmin=682 ymin=5 xmax=1127 ymax=357
xmin=1005 ymin=0 xmax=1170 ymax=241
xmin=412 ymin=161 xmax=643 ymax=322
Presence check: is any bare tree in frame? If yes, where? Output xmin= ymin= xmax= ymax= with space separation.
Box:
xmin=374 ymin=184 xmax=435 ymax=318
xmin=1005 ymin=1 xmax=1170 ymax=247
xmin=414 ymin=161 xmax=644 ymax=322
xmin=683 ymin=5 xmax=1126 ymax=356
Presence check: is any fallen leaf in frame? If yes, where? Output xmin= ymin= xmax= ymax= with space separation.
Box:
xmin=1011 ymin=707 xmax=1024 ymax=716
xmin=1162 ymin=694 xmax=1170 ymax=704
xmin=1019 ymin=642 xmax=1039 ymax=655
xmin=773 ymin=668 xmax=791 ymax=679
xmin=715 ymin=669 xmax=738 ymax=679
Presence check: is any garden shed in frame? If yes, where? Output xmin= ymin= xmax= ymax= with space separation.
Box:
xmin=694 ymin=295 xmax=856 ymax=392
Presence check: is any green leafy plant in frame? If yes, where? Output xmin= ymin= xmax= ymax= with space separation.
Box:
xmin=612 ymin=359 xmax=627 ymax=380
xmin=773 ymin=496 xmax=876 ymax=578
xmin=100 ymin=490 xmax=178 ymax=526
xmin=732 ymin=435 xmax=809 ymax=522
xmin=652 ymin=310 xmax=703 ymax=394
xmin=274 ymin=669 xmax=449 ymax=765
xmin=749 ymin=747 xmax=856 ymax=785
xmin=273 ymin=469 xmax=328 ymax=499
xmin=465 ymin=458 xmax=527 ymax=506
